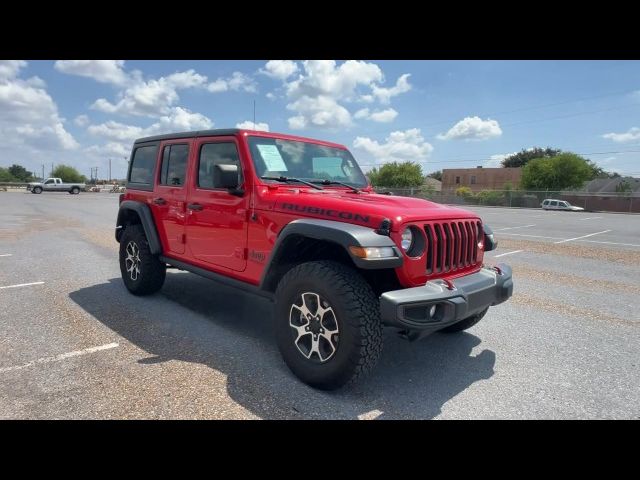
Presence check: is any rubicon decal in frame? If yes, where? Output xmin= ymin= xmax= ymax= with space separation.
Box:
xmin=280 ymin=203 xmax=370 ymax=224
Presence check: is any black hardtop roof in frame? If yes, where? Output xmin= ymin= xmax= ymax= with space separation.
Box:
xmin=134 ymin=129 xmax=241 ymax=144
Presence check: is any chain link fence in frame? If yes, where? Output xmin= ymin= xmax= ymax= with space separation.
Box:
xmin=372 ymin=187 xmax=639 ymax=213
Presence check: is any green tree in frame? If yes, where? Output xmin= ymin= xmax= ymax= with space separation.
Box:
xmin=8 ymin=164 xmax=34 ymax=182
xmin=521 ymin=153 xmax=596 ymax=190
xmin=0 ymin=167 xmax=18 ymax=182
xmin=51 ymin=164 xmax=87 ymax=183
xmin=502 ymin=147 xmax=561 ymax=168
xmin=367 ymin=162 xmax=424 ymax=188
xmin=426 ymin=170 xmax=442 ymax=181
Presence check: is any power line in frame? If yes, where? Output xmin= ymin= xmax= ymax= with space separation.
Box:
xmin=356 ymin=148 xmax=640 ymax=167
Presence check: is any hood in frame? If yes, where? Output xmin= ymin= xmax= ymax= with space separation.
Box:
xmin=268 ymin=187 xmax=479 ymax=231
xmin=570 ymin=206 xmax=585 ymax=211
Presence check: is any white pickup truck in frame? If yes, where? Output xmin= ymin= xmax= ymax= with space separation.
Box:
xmin=27 ymin=177 xmax=86 ymax=194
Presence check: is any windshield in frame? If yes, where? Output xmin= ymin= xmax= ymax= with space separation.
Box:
xmin=247 ymin=136 xmax=369 ymax=188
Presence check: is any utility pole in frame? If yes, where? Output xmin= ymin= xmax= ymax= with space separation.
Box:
xmin=51 ymin=163 xmax=54 ymax=177
xmin=109 ymin=159 xmax=112 ymax=182
xmin=41 ymin=164 xmax=44 ymax=181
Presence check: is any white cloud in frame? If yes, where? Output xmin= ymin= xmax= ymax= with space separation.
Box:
xmin=235 ymin=120 xmax=269 ymax=131
xmin=369 ymin=108 xmax=398 ymax=123
xmin=353 ymin=128 xmax=433 ymax=164
xmin=287 ymin=95 xmax=352 ymax=129
xmin=0 ymin=60 xmax=27 ymax=81
xmin=602 ymin=127 xmax=640 ymax=143
xmin=207 ymin=72 xmax=257 ymax=93
xmin=354 ymin=108 xmax=370 ymax=119
xmin=25 ymin=76 xmax=46 ymax=88
xmin=54 ymin=60 xmax=129 ymax=86
xmin=87 ymin=120 xmax=145 ymax=143
xmin=266 ymin=92 xmax=277 ymax=101
xmin=274 ymin=60 xmax=411 ymax=130
xmin=353 ymin=107 xmax=398 ymax=123
xmin=371 ymin=74 xmax=412 ymax=104
xmin=74 ymin=114 xmax=90 ymax=127
xmin=438 ymin=116 xmax=502 ymax=141
xmin=86 ymin=107 xmax=214 ymax=156
xmin=260 ymin=60 xmax=299 ymax=80
xmin=91 ymin=70 xmax=210 ymax=118
xmin=0 ymin=64 xmax=78 ymax=153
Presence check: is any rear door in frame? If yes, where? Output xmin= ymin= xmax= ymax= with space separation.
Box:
xmin=151 ymin=140 xmax=191 ymax=255
xmin=185 ymin=136 xmax=249 ymax=271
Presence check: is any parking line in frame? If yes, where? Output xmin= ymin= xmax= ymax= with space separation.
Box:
xmin=358 ymin=409 xmax=383 ymax=420
xmin=0 ymin=343 xmax=119 ymax=374
xmin=579 ymin=239 xmax=640 ymax=247
xmin=0 ymin=254 xmax=12 ymax=257
xmin=578 ymin=217 xmax=603 ymax=221
xmin=0 ymin=281 xmax=45 ymax=290
xmin=554 ymin=230 xmax=612 ymax=244
xmin=493 ymin=250 xmax=524 ymax=258
xmin=495 ymin=224 xmax=536 ymax=231
xmin=498 ymin=232 xmax=566 ymax=240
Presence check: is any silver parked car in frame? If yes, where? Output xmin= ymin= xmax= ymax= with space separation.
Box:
xmin=541 ymin=199 xmax=584 ymax=211
xmin=27 ymin=177 xmax=85 ymax=194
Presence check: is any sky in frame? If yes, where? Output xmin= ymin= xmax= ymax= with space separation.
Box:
xmin=1 ymin=60 xmax=639 ymax=180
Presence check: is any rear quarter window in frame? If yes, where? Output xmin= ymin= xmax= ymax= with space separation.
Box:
xmin=128 ymin=145 xmax=158 ymax=186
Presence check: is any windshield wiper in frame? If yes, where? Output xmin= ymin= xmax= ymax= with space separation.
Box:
xmin=260 ymin=176 xmax=323 ymax=190
xmin=310 ymin=179 xmax=361 ymax=193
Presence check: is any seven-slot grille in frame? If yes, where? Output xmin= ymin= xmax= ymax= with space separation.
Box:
xmin=424 ymin=220 xmax=483 ymax=274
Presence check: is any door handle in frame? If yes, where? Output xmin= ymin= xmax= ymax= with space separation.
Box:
xmin=153 ymin=197 xmax=166 ymax=205
xmin=187 ymin=203 xmax=203 ymax=211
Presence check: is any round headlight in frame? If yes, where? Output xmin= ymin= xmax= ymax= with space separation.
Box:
xmin=401 ymin=227 xmax=413 ymax=251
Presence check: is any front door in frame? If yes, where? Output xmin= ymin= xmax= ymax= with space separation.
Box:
xmin=152 ymin=140 xmax=191 ymax=254
xmin=185 ymin=136 xmax=248 ymax=271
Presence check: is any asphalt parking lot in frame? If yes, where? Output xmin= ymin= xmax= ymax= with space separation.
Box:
xmin=1 ymin=191 xmax=638 ymax=419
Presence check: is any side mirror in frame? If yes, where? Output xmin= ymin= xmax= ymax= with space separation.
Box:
xmin=215 ymin=164 xmax=239 ymax=189
xmin=483 ymin=224 xmax=497 ymax=252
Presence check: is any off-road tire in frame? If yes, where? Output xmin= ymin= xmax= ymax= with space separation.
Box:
xmin=119 ymin=224 xmax=166 ymax=295
xmin=440 ymin=307 xmax=489 ymax=333
xmin=275 ymin=260 xmax=383 ymax=390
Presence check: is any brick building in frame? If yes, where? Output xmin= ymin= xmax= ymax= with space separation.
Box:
xmin=442 ymin=167 xmax=522 ymax=192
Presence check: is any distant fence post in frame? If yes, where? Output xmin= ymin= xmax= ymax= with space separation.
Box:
xmin=630 ymin=196 xmax=633 ymax=213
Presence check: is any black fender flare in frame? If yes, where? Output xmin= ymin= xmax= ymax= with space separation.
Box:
xmin=260 ymin=219 xmax=402 ymax=291
xmin=115 ymin=200 xmax=162 ymax=255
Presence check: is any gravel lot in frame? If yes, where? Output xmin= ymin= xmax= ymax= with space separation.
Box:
xmin=1 ymin=191 xmax=638 ymax=419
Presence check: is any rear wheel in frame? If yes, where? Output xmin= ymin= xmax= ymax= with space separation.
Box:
xmin=275 ymin=260 xmax=383 ymax=390
xmin=70 ymin=187 xmax=80 ymax=194
xmin=440 ymin=307 xmax=489 ymax=333
xmin=119 ymin=224 xmax=166 ymax=295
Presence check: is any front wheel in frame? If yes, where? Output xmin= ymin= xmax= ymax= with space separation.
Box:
xmin=119 ymin=224 xmax=166 ymax=295
xmin=33 ymin=187 xmax=42 ymax=194
xmin=440 ymin=307 xmax=489 ymax=333
xmin=275 ymin=260 xmax=383 ymax=390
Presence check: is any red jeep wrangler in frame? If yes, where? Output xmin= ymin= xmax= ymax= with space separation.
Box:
xmin=116 ymin=129 xmax=513 ymax=389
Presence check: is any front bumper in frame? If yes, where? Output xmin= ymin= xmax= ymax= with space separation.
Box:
xmin=380 ymin=263 xmax=513 ymax=333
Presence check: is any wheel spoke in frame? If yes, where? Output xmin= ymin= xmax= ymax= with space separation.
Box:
xmin=289 ymin=291 xmax=340 ymax=363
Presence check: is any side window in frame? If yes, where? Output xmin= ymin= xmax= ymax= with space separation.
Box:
xmin=550 ymin=201 xmax=558 ymax=207
xmin=455 ymin=176 xmax=461 ymax=184
xmin=470 ymin=175 xmax=476 ymax=185
xmin=44 ymin=179 xmax=54 ymax=185
xmin=159 ymin=144 xmax=189 ymax=186
xmin=129 ymin=145 xmax=158 ymax=184
xmin=198 ymin=142 xmax=242 ymax=189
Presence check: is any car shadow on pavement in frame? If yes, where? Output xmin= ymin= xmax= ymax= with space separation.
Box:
xmin=68 ymin=272 xmax=495 ymax=419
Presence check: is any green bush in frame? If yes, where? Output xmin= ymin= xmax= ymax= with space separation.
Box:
xmin=477 ymin=190 xmax=505 ymax=206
